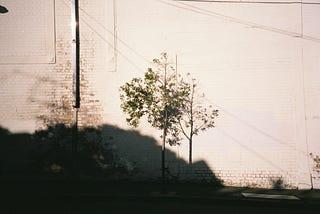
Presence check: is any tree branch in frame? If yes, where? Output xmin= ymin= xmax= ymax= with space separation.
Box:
xmin=179 ymin=120 xmax=190 ymax=140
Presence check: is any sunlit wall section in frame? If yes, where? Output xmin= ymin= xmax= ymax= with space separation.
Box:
xmin=0 ymin=0 xmax=70 ymax=132
xmin=101 ymin=0 xmax=316 ymax=188
xmin=303 ymin=2 xmax=320 ymax=189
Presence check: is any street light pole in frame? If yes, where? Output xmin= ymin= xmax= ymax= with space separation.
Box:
xmin=72 ymin=0 xmax=80 ymax=108
xmin=71 ymin=0 xmax=80 ymax=178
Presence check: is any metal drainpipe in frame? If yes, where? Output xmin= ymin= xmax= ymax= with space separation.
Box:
xmin=71 ymin=0 xmax=80 ymax=178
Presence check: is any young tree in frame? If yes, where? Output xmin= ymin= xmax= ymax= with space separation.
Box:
xmin=177 ymin=76 xmax=219 ymax=165
xmin=119 ymin=52 xmax=189 ymax=180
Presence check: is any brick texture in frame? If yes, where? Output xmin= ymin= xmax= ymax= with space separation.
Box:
xmin=1 ymin=0 xmax=320 ymax=189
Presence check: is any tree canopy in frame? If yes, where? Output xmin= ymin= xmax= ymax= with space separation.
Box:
xmin=120 ymin=52 xmax=219 ymax=168
xmin=120 ymin=52 xmax=190 ymax=145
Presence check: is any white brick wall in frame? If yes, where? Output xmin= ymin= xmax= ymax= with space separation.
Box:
xmin=1 ymin=0 xmax=320 ymax=189
xmin=0 ymin=0 xmax=55 ymax=63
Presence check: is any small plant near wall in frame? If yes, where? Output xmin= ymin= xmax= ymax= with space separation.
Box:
xmin=270 ymin=177 xmax=285 ymax=190
xmin=310 ymin=153 xmax=320 ymax=173
xmin=120 ymin=52 xmax=189 ymax=180
xmin=176 ymin=74 xmax=218 ymax=165
xmin=119 ymin=52 xmax=219 ymax=179
xmin=308 ymin=153 xmax=320 ymax=189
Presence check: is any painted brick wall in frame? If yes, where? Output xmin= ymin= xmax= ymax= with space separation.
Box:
xmin=1 ymin=0 xmax=320 ymax=189
xmin=0 ymin=0 xmax=103 ymax=132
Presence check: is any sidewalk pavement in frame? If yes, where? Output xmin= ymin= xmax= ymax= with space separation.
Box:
xmin=1 ymin=179 xmax=320 ymax=206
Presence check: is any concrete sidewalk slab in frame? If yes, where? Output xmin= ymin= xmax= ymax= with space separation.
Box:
xmin=241 ymin=192 xmax=300 ymax=200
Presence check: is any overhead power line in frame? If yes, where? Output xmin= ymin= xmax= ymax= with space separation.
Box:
xmin=75 ymin=1 xmax=151 ymax=63
xmin=158 ymin=0 xmax=320 ymax=42
xmin=62 ymin=0 xmax=146 ymax=73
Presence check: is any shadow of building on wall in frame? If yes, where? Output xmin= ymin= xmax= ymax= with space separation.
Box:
xmin=0 ymin=124 xmax=222 ymax=186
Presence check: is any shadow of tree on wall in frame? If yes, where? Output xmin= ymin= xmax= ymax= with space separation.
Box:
xmin=0 ymin=124 xmax=222 ymax=186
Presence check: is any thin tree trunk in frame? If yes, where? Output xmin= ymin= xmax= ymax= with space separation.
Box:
xmin=188 ymin=80 xmax=195 ymax=165
xmin=189 ymin=138 xmax=192 ymax=165
xmin=162 ymin=125 xmax=167 ymax=182
xmin=162 ymin=57 xmax=168 ymax=183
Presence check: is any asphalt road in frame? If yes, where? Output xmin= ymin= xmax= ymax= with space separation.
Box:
xmin=1 ymin=180 xmax=319 ymax=214
xmin=2 ymin=193 xmax=318 ymax=214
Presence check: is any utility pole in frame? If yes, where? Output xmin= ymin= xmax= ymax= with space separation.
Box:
xmin=71 ymin=0 xmax=80 ymax=178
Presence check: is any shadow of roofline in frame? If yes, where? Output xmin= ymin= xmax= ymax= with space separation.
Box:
xmin=0 ymin=123 xmax=223 ymax=186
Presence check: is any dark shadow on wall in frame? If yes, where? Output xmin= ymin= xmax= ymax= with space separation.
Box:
xmin=0 ymin=124 xmax=222 ymax=186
